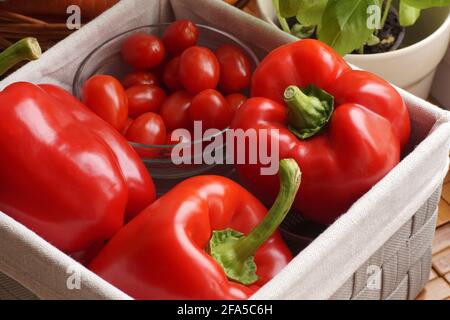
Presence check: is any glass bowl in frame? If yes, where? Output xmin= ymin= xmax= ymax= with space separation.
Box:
xmin=73 ymin=24 xmax=259 ymax=193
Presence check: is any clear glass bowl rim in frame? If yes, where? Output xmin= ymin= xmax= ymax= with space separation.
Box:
xmin=72 ymin=23 xmax=260 ymax=150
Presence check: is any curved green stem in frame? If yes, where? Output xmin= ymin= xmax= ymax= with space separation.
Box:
xmin=273 ymin=0 xmax=292 ymax=33
xmin=0 ymin=37 xmax=41 ymax=76
xmin=278 ymin=16 xmax=292 ymax=33
xmin=284 ymin=85 xmax=334 ymax=140
xmin=380 ymin=0 xmax=393 ymax=29
xmin=235 ymin=159 xmax=301 ymax=260
xmin=208 ymin=159 xmax=301 ymax=285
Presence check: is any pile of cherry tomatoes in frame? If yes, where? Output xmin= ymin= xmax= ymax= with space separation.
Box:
xmin=81 ymin=20 xmax=252 ymax=158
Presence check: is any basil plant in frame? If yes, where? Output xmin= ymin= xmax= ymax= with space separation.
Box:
xmin=273 ymin=0 xmax=450 ymax=55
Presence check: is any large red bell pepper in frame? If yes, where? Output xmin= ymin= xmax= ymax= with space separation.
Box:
xmin=41 ymin=84 xmax=155 ymax=219
xmin=232 ymin=39 xmax=410 ymax=225
xmin=90 ymin=159 xmax=301 ymax=300
xmin=0 ymin=82 xmax=156 ymax=253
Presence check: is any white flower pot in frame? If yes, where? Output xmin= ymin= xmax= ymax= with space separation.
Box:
xmin=255 ymin=0 xmax=450 ymax=99
xmin=431 ymin=44 xmax=450 ymax=109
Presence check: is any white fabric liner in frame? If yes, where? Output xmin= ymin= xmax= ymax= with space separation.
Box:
xmin=0 ymin=0 xmax=449 ymax=300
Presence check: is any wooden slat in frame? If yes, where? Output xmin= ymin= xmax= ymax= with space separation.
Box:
xmin=445 ymin=170 xmax=450 ymax=183
xmin=432 ymin=223 xmax=450 ymax=255
xmin=437 ymin=201 xmax=450 ymax=227
xmin=445 ymin=273 xmax=450 ymax=284
xmin=430 ymin=269 xmax=438 ymax=281
xmin=433 ymin=247 xmax=450 ymax=276
xmin=441 ymin=183 xmax=450 ymax=204
xmin=416 ymin=278 xmax=450 ymax=300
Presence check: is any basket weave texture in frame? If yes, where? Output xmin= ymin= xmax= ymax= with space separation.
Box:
xmin=331 ymin=187 xmax=440 ymax=300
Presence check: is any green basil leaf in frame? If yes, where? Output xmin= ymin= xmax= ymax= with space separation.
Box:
xmin=291 ymin=24 xmax=316 ymax=38
xmin=296 ymin=0 xmax=328 ymax=26
xmin=401 ymin=0 xmax=450 ymax=9
xmin=275 ymin=0 xmax=301 ymax=17
xmin=399 ymin=1 xmax=421 ymax=26
xmin=318 ymin=0 xmax=379 ymax=56
xmin=366 ymin=33 xmax=380 ymax=46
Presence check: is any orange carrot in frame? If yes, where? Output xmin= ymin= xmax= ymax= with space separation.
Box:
xmin=0 ymin=0 xmax=119 ymax=20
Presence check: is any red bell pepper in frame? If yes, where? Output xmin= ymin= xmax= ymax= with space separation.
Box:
xmin=90 ymin=159 xmax=301 ymax=300
xmin=232 ymin=39 xmax=411 ymax=225
xmin=41 ymin=84 xmax=156 ymax=219
xmin=0 ymin=82 xmax=156 ymax=253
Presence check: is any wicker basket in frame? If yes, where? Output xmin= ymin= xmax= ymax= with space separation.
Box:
xmin=331 ymin=187 xmax=440 ymax=300
xmin=0 ymin=0 xmax=449 ymax=300
xmin=0 ymin=187 xmax=440 ymax=300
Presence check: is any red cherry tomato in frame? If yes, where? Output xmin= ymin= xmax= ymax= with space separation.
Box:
xmin=122 ymin=117 xmax=133 ymax=135
xmin=82 ymin=75 xmax=128 ymax=131
xmin=122 ymin=71 xmax=158 ymax=88
xmin=163 ymin=56 xmax=183 ymax=91
xmin=189 ymin=89 xmax=232 ymax=131
xmin=162 ymin=20 xmax=199 ymax=56
xmin=126 ymin=113 xmax=166 ymax=159
xmin=215 ymin=44 xmax=252 ymax=94
xmin=121 ymin=33 xmax=165 ymax=70
xmin=160 ymin=91 xmax=192 ymax=132
xmin=226 ymin=93 xmax=247 ymax=117
xmin=150 ymin=62 xmax=166 ymax=83
xmin=164 ymin=129 xmax=194 ymax=163
xmin=165 ymin=129 xmax=192 ymax=145
xmin=179 ymin=46 xmax=220 ymax=94
xmin=126 ymin=85 xmax=166 ymax=118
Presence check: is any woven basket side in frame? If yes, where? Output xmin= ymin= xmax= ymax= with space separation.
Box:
xmin=330 ymin=186 xmax=440 ymax=300
xmin=0 ymin=187 xmax=441 ymax=300
xmin=0 ymin=272 xmax=37 ymax=300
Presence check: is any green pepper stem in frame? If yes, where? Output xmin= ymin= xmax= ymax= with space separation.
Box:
xmin=235 ymin=159 xmax=301 ymax=260
xmin=284 ymin=85 xmax=334 ymax=140
xmin=207 ymin=159 xmax=301 ymax=285
xmin=0 ymin=37 xmax=41 ymax=76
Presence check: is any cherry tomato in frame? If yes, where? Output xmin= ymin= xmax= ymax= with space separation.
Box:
xmin=226 ymin=93 xmax=247 ymax=118
xmin=121 ymin=33 xmax=165 ymax=69
xmin=164 ymin=130 xmax=193 ymax=164
xmin=160 ymin=91 xmax=192 ymax=132
xmin=215 ymin=44 xmax=252 ymax=94
xmin=122 ymin=71 xmax=158 ymax=88
xmin=122 ymin=117 xmax=133 ymax=135
xmin=126 ymin=113 xmax=166 ymax=159
xmin=162 ymin=20 xmax=199 ymax=56
xmin=126 ymin=85 xmax=166 ymax=118
xmin=82 ymin=75 xmax=128 ymax=131
xmin=179 ymin=46 xmax=220 ymax=94
xmin=165 ymin=129 xmax=192 ymax=146
xmin=189 ymin=89 xmax=232 ymax=131
xmin=148 ymin=63 xmax=168 ymax=93
xmin=163 ymin=56 xmax=183 ymax=91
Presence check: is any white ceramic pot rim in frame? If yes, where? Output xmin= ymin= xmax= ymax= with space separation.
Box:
xmin=348 ymin=11 xmax=450 ymax=60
